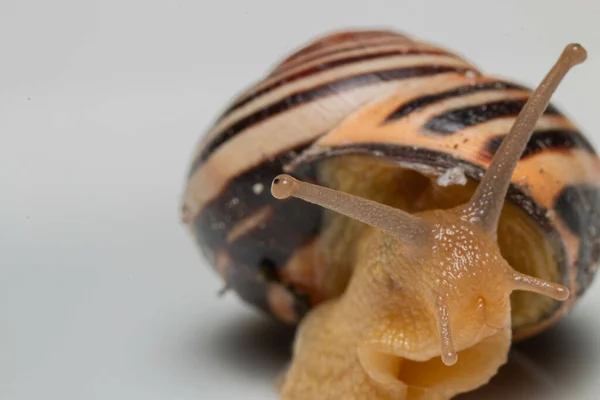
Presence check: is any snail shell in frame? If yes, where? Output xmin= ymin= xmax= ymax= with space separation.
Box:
xmin=182 ymin=29 xmax=600 ymax=343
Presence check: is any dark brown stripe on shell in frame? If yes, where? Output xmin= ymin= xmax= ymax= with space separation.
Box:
xmin=484 ymin=129 xmax=597 ymax=160
xmin=384 ymin=81 xmax=526 ymax=123
xmin=190 ymin=65 xmax=470 ymax=175
xmin=193 ymin=144 xmax=315 ymax=252
xmin=272 ymin=37 xmax=419 ymax=78
xmin=225 ymin=199 xmax=321 ymax=274
xmin=198 ymin=142 xmax=315 ymax=234
xmin=222 ymin=49 xmax=450 ymax=118
xmin=196 ymin=200 xmax=320 ymax=319
xmin=424 ymin=99 xmax=560 ymax=135
xmin=554 ymin=184 xmax=600 ymax=295
xmin=223 ymin=260 xmax=271 ymax=314
xmin=192 ymin=143 xmax=321 ymax=318
xmin=280 ymin=30 xmax=405 ymax=66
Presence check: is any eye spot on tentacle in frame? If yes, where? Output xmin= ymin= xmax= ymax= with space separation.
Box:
xmin=271 ymin=174 xmax=300 ymax=199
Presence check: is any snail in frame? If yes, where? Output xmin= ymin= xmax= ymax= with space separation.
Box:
xmin=181 ymin=30 xmax=600 ymax=399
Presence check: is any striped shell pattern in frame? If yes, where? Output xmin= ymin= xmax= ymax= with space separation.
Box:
xmin=182 ymin=30 xmax=600 ymax=332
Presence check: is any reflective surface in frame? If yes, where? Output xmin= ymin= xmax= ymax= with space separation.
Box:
xmin=198 ymin=299 xmax=600 ymax=400
xmin=1 ymin=0 xmax=600 ymax=399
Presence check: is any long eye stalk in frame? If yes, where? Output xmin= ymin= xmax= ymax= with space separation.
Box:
xmin=462 ymin=44 xmax=587 ymax=237
xmin=271 ymin=174 xmax=428 ymax=243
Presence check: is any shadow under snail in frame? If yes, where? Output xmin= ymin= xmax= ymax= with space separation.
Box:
xmin=181 ymin=30 xmax=600 ymax=399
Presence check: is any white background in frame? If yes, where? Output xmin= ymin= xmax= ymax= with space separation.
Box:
xmin=1 ymin=0 xmax=599 ymax=399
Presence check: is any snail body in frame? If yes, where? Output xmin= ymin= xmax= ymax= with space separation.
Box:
xmin=181 ymin=30 xmax=600 ymax=399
